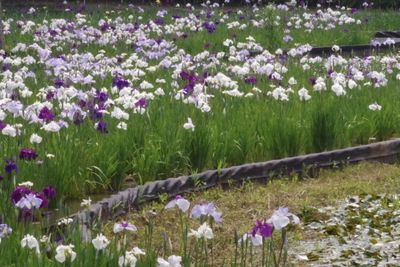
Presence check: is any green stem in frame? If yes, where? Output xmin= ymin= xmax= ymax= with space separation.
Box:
xmin=271 ymin=235 xmax=278 ymax=267
xmin=262 ymin=237 xmax=265 ymax=267
xmin=277 ymin=229 xmax=287 ymax=266
xmin=234 ymin=231 xmax=238 ymax=266
xmin=179 ymin=211 xmax=188 ymax=263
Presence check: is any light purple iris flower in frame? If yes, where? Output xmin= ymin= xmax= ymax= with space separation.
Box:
xmin=15 ymin=193 xmax=43 ymax=209
xmin=0 ymin=224 xmax=12 ymax=238
xmin=113 ymin=221 xmax=138 ymax=234
xmin=239 ymin=233 xmax=263 ymax=247
xmin=165 ymin=195 xmax=190 ymax=213
xmin=267 ymin=207 xmax=300 ymax=230
xmin=191 ymin=202 xmax=222 ymax=223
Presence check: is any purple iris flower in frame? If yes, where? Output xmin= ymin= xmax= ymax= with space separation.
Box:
xmin=135 ymin=98 xmax=148 ymax=108
xmin=2 ymin=64 xmax=10 ymax=72
xmin=42 ymin=186 xmax=56 ymax=199
xmin=96 ymin=91 xmax=109 ymax=103
xmin=154 ymin=18 xmax=164 ymax=25
xmin=309 ymin=76 xmax=317 ymax=86
xmin=252 ymin=220 xmax=273 ymax=238
xmin=245 ymin=76 xmax=257 ymax=85
xmin=279 ymin=54 xmax=288 ymax=63
xmin=0 ymin=121 xmax=6 ymax=130
xmin=55 ymin=234 xmax=63 ymax=245
xmin=180 ymin=71 xmax=200 ymax=95
xmin=100 ymin=21 xmax=110 ymax=32
xmin=351 ymin=8 xmax=358 ymax=14
xmin=11 ymin=186 xmax=31 ymax=204
xmin=92 ymin=108 xmax=104 ymax=120
xmin=19 ymin=148 xmax=38 ymax=161
xmin=5 ymin=159 xmax=18 ymax=174
xmin=73 ymin=111 xmax=84 ymax=125
xmin=49 ymin=29 xmax=58 ymax=37
xmin=54 ymin=78 xmax=64 ymax=88
xmin=202 ymin=22 xmax=216 ymax=33
xmin=96 ymin=121 xmax=108 ymax=134
xmin=112 ymin=76 xmax=129 ymax=90
xmin=78 ymin=100 xmax=87 ymax=108
xmin=46 ymin=91 xmax=55 ymax=101
xmin=346 ymin=67 xmax=353 ymax=79
xmin=38 ymin=107 xmax=54 ymax=122
xmin=183 ymin=83 xmax=195 ymax=95
xmin=180 ymin=71 xmax=192 ymax=81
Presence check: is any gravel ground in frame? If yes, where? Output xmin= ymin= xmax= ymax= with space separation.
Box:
xmin=291 ymin=194 xmax=400 ymax=266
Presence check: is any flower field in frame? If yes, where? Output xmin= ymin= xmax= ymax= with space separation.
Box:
xmin=1 ymin=0 xmax=400 ymax=266
xmin=2 ymin=1 xmax=400 ymax=198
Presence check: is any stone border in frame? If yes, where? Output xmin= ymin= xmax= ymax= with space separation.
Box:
xmin=309 ymin=31 xmax=400 ymax=56
xmin=73 ymin=138 xmax=400 ymax=230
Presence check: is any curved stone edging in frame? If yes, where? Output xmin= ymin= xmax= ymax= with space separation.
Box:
xmin=308 ymin=42 xmax=400 ymax=56
xmin=72 ymin=138 xmax=400 ymax=230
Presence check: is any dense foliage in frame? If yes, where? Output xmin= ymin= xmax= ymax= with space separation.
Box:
xmin=0 ymin=1 xmax=399 ymax=266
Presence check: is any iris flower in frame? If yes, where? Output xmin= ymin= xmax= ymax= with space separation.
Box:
xmin=251 ymin=219 xmax=273 ymax=238
xmin=157 ymin=255 xmax=182 ymax=267
xmin=191 ymin=202 xmax=222 ymax=223
xmin=0 ymin=224 xmax=12 ymax=242
xmin=118 ymin=251 xmax=137 ymax=267
xmin=15 ymin=193 xmax=43 ymax=209
xmin=113 ymin=221 xmax=138 ymax=234
xmin=267 ymin=207 xmax=300 ymax=230
xmin=189 ymin=222 xmax=214 ymax=239
xmin=183 ymin=118 xmax=195 ymax=131
xmin=19 ymin=148 xmax=38 ymax=161
xmin=91 ymin=233 xmax=110 ymax=251
xmin=165 ymin=195 xmax=190 ymax=212
xmin=21 ymin=234 xmax=40 ymax=254
xmin=55 ymin=244 xmax=77 ymax=263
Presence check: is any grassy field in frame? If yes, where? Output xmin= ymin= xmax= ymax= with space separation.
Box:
xmin=1 ymin=1 xmax=400 ymax=266
xmin=1 ymin=4 xmax=400 ymax=199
